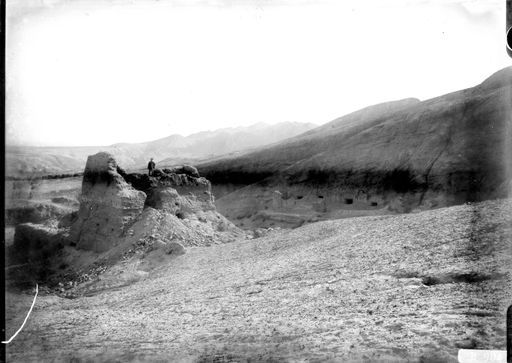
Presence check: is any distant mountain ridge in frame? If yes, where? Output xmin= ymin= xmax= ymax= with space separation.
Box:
xmin=5 ymin=121 xmax=317 ymax=177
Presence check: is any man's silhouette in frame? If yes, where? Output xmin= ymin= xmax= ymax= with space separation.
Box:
xmin=147 ymin=158 xmax=156 ymax=176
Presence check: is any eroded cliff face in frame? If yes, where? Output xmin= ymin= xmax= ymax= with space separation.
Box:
xmin=70 ymin=152 xmax=147 ymax=252
xmin=8 ymin=152 xmax=244 ymax=287
xmin=71 ymin=153 xmax=244 ymax=253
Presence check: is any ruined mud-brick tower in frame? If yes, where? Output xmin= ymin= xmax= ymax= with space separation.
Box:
xmin=70 ymin=152 xmax=146 ymax=252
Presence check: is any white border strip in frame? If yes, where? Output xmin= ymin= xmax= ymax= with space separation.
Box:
xmin=458 ymin=349 xmax=506 ymax=363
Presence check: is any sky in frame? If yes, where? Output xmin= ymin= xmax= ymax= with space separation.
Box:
xmin=6 ymin=0 xmax=511 ymax=146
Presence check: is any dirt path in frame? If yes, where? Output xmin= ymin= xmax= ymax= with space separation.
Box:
xmin=6 ymin=199 xmax=512 ymax=362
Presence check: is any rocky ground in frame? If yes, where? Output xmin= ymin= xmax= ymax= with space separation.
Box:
xmin=5 ymin=198 xmax=512 ymax=362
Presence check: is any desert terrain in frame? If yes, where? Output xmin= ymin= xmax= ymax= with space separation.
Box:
xmin=5 ymin=197 xmax=512 ymax=362
xmin=4 ymin=66 xmax=512 ymax=362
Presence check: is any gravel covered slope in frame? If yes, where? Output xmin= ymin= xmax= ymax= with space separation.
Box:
xmin=6 ymin=198 xmax=512 ymax=362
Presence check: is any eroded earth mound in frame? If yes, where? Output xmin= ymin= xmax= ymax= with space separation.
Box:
xmin=70 ymin=152 xmax=147 ymax=252
xmin=6 ymin=152 xmax=244 ymax=293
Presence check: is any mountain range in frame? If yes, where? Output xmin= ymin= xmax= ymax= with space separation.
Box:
xmin=5 ymin=121 xmax=317 ymax=177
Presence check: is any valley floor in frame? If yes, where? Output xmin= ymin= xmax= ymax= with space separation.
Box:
xmin=5 ymin=198 xmax=512 ymax=362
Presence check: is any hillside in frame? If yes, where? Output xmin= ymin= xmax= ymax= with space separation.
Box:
xmin=6 ymin=198 xmax=512 ymax=362
xmin=5 ymin=122 xmax=316 ymax=177
xmin=198 ymin=67 xmax=512 ymax=226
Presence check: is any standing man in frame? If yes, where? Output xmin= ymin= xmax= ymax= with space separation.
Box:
xmin=147 ymin=158 xmax=156 ymax=176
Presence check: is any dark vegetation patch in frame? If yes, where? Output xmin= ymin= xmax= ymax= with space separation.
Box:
xmin=371 ymin=202 xmax=378 ymax=206
xmin=344 ymin=198 xmax=353 ymax=204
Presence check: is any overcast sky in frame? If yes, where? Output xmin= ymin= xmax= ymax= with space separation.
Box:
xmin=6 ymin=0 xmax=511 ymax=146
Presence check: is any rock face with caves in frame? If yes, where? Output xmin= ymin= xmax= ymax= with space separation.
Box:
xmin=198 ymin=67 xmax=512 ymax=228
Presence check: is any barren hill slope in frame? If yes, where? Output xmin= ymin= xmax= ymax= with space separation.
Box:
xmin=199 ymin=67 xmax=512 ymax=226
xmin=6 ymin=198 xmax=512 ymax=362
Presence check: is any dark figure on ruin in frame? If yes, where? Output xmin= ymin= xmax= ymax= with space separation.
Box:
xmin=147 ymin=158 xmax=156 ymax=176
